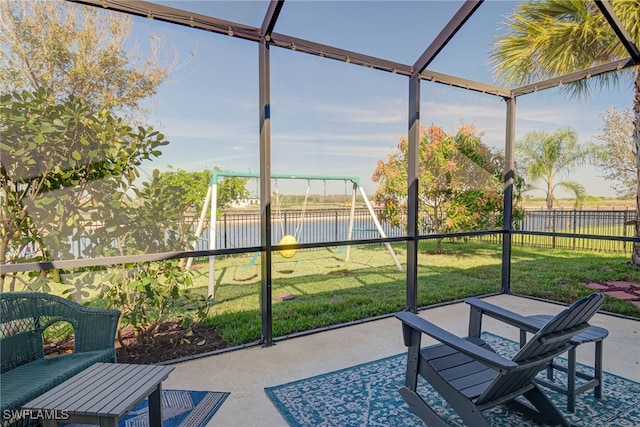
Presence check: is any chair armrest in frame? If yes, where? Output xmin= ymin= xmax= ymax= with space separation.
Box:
xmin=396 ymin=311 xmax=518 ymax=373
xmin=466 ymin=297 xmax=542 ymax=334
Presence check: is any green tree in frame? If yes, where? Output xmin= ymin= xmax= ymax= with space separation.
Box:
xmin=516 ymin=127 xmax=592 ymax=210
xmin=372 ymin=124 xmax=507 ymax=253
xmin=0 ymin=90 xmax=208 ymax=344
xmin=0 ymin=0 xmax=174 ymax=289
xmin=0 ymin=89 xmax=168 ymax=291
xmin=490 ymin=0 xmax=640 ymax=263
xmin=137 ymin=167 xmax=250 ymax=268
xmin=595 ymin=107 xmax=635 ymax=198
xmin=151 ymin=167 xmax=250 ymax=218
xmin=0 ymin=2 xmax=206 ymax=346
xmin=90 ymin=168 xmax=205 ymax=345
xmin=102 ymin=258 xmax=204 ymax=346
xmin=0 ymin=0 xmax=172 ymax=115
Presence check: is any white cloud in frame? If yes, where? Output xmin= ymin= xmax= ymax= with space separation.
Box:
xmin=271 ymin=95 xmax=407 ymax=125
xmin=313 ymin=100 xmax=406 ymax=124
xmin=422 ymin=100 xmax=505 ymax=122
xmin=273 ymin=139 xmax=394 ymax=159
xmin=274 ymin=130 xmax=398 ymax=145
xmin=154 ymin=116 xmax=258 ymax=143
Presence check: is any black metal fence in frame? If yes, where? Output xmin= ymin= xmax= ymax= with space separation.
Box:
xmin=199 ymin=208 xmax=637 ymax=254
xmin=18 ymin=208 xmax=634 ymax=261
xmin=199 ymin=208 xmax=406 ymax=250
xmin=468 ymin=208 xmax=636 ymax=253
xmin=513 ymin=208 xmax=636 ymax=253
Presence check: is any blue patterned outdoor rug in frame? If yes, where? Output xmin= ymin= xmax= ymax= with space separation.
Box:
xmin=265 ymin=333 xmax=640 ymax=426
xmin=65 ymin=389 xmax=229 ymax=427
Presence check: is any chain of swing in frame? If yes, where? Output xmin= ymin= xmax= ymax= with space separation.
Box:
xmin=274 ymin=178 xmax=312 ymax=257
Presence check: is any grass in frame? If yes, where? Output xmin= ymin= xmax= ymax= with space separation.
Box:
xmin=196 ymin=244 xmax=409 ymax=344
xmin=28 ymin=240 xmax=640 ymax=347
xmin=184 ymin=240 xmax=640 ymax=346
xmin=509 ymin=245 xmax=640 ymax=304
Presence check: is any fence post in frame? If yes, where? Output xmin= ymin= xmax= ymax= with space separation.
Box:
xmin=623 ymin=209 xmax=628 ymax=253
xmin=334 ymin=210 xmax=339 ymax=241
xmin=572 ymin=209 xmax=577 ymax=250
xmin=223 ymin=213 xmax=228 ymax=249
xmin=552 ymin=209 xmax=556 ymax=249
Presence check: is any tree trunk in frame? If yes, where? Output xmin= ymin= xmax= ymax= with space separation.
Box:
xmin=0 ymin=233 xmax=12 ymax=292
xmin=633 ymin=66 xmax=640 ymax=266
xmin=546 ymin=176 xmax=554 ymax=211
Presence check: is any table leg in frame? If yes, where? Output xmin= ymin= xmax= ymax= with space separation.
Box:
xmin=99 ymin=416 xmax=118 ymax=427
xmin=595 ymin=340 xmax=603 ymax=398
xmin=546 ymin=361 xmax=554 ymax=381
xmin=148 ymin=384 xmax=164 ymax=427
xmin=567 ymin=347 xmax=577 ymax=413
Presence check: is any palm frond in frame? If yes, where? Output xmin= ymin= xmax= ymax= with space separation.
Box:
xmin=554 ymin=180 xmax=587 ymax=208
xmin=490 ymin=0 xmax=638 ymax=95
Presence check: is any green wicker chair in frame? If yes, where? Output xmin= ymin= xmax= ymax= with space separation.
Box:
xmin=0 ymin=292 xmax=121 ymax=427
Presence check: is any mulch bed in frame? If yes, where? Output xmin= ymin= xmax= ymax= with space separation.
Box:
xmin=114 ymin=322 xmax=231 ymax=364
xmin=45 ymin=322 xmax=231 ymax=365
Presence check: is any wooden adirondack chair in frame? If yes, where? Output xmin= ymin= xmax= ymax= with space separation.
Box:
xmin=396 ymin=293 xmax=604 ymax=427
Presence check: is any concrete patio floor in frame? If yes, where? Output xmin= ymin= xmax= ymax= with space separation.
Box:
xmin=164 ymin=294 xmax=640 ymax=426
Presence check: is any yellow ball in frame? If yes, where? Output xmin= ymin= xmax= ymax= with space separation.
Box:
xmin=278 ymin=235 xmax=297 ymax=258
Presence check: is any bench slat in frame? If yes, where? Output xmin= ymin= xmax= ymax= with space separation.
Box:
xmin=23 ymin=363 xmax=174 ymax=420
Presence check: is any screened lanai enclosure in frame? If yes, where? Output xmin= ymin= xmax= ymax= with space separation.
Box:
xmin=1 ymin=0 xmax=639 ymax=350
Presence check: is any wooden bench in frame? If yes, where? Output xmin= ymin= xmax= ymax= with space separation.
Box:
xmin=0 ymin=292 xmax=120 ymax=427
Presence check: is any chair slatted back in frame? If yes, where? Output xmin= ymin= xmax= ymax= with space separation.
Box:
xmin=476 ymin=293 xmax=604 ymax=405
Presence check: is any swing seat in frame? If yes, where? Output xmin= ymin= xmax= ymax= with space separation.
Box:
xmin=278 ymin=234 xmax=297 ymax=258
xmin=240 ymin=251 xmax=259 ymax=267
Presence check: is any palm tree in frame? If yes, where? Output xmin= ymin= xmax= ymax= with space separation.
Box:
xmin=490 ymin=0 xmax=640 ymax=264
xmin=517 ymin=127 xmax=589 ymax=210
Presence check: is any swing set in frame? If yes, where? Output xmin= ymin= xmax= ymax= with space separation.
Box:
xmin=190 ymin=171 xmax=402 ymax=300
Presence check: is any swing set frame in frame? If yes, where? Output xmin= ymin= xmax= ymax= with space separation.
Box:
xmin=190 ymin=171 xmax=403 ymax=300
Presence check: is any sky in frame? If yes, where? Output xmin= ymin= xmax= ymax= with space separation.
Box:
xmin=124 ymin=0 xmax=634 ymax=198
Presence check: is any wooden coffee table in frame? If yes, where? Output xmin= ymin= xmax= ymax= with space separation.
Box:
xmin=23 ymin=363 xmax=174 ymax=427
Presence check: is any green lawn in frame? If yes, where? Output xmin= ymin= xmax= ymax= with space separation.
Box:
xmin=28 ymin=240 xmax=640 ymax=347
xmin=185 ymin=240 xmax=640 ymax=345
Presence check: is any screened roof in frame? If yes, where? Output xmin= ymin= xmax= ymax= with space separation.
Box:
xmin=72 ymin=0 xmax=639 ymax=97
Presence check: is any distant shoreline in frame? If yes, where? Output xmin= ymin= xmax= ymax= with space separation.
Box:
xmin=521 ymin=197 xmax=634 ymax=210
